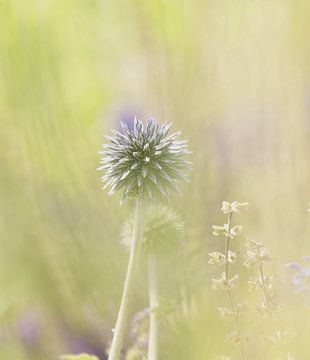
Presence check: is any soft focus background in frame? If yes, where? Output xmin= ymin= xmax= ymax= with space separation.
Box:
xmin=1 ymin=1 xmax=310 ymax=359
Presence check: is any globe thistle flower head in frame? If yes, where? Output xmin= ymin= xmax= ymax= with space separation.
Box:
xmin=98 ymin=117 xmax=191 ymax=202
xmin=121 ymin=205 xmax=184 ymax=257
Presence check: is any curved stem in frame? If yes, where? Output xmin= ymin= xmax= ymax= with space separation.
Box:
xmin=108 ymin=199 xmax=144 ymax=360
xmin=148 ymin=254 xmax=158 ymax=360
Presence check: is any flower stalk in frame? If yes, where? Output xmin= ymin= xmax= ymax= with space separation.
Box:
xmin=122 ymin=204 xmax=184 ymax=360
xmin=224 ymin=212 xmax=233 ymax=280
xmin=108 ymin=199 xmax=144 ymax=360
xmin=257 ymin=251 xmax=271 ymax=311
xmin=147 ymin=253 xmax=159 ymax=360
xmin=99 ymin=117 xmax=190 ymax=360
xmin=223 ymin=211 xmax=246 ymax=360
xmin=243 ymin=240 xmax=274 ymax=317
xmin=244 ymin=239 xmax=295 ymax=356
xmin=210 ymin=201 xmax=249 ymax=360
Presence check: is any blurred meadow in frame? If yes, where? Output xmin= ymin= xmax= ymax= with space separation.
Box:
xmin=1 ymin=0 xmax=310 ymax=359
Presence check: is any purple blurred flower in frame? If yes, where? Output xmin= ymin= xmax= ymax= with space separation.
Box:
xmin=65 ymin=334 xmax=107 ymax=359
xmin=287 ymin=256 xmax=310 ymax=293
xmin=117 ymin=106 xmax=140 ymax=132
xmin=129 ymin=307 xmax=149 ymax=344
xmin=61 ymin=322 xmax=108 ymax=360
xmin=16 ymin=310 xmax=41 ymax=350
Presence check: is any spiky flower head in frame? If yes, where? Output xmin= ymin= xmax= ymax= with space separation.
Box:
xmin=98 ymin=117 xmax=191 ymax=201
xmin=121 ymin=205 xmax=184 ymax=256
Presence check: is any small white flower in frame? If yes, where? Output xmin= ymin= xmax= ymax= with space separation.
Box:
xmin=247 ymin=276 xmax=261 ymax=291
xmin=227 ymin=250 xmax=237 ymax=264
xmin=230 ymin=225 xmax=243 ymax=238
xmin=243 ymin=247 xmax=271 ymax=268
xmin=256 ymin=301 xmax=272 ymax=317
xmin=221 ymin=201 xmax=231 ymax=214
xmin=219 ymin=302 xmax=248 ymax=320
xmin=245 ymin=238 xmax=264 ymax=249
xmin=208 ymin=251 xmax=237 ymax=265
xmin=212 ymin=224 xmax=228 ymax=237
xmin=226 ymin=330 xmax=250 ymax=346
xmin=208 ymin=252 xmax=226 ymax=265
xmin=243 ymin=250 xmax=258 ymax=268
xmin=266 ymin=330 xmax=296 ymax=346
xmin=212 ymin=224 xmax=242 ymax=239
xmin=212 ymin=273 xmax=239 ymax=291
xmin=221 ymin=201 xmax=249 ymax=214
xmin=218 ymin=307 xmax=233 ymax=319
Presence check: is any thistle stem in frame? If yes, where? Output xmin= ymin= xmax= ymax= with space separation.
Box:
xmin=148 ymin=254 xmax=159 ymax=360
xmin=108 ymin=199 xmax=144 ymax=360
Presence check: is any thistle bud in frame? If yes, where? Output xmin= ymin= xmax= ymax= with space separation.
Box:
xmin=121 ymin=205 xmax=184 ymax=256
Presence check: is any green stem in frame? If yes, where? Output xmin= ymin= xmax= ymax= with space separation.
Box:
xmin=257 ymin=254 xmax=278 ymax=331
xmin=148 ymin=254 xmax=158 ymax=360
xmin=224 ymin=212 xmax=246 ymax=360
xmin=224 ymin=212 xmax=232 ymax=281
xmin=108 ymin=199 xmax=144 ymax=360
xmin=258 ymin=261 xmax=270 ymax=308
